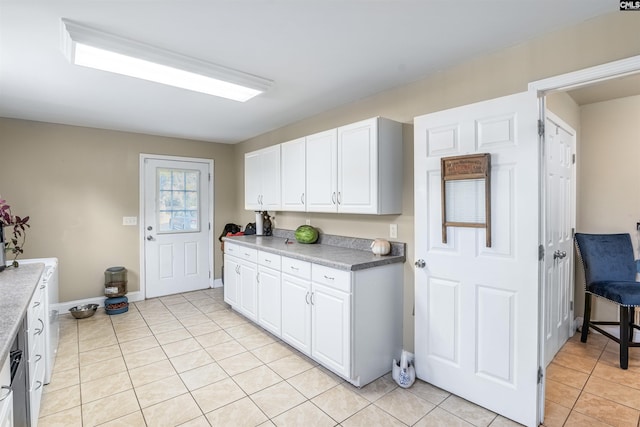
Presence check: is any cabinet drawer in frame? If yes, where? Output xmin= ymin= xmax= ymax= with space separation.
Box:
xmin=258 ymin=251 xmax=281 ymax=269
xmin=225 ymin=243 xmax=257 ymax=263
xmin=312 ymin=264 xmax=351 ymax=292
xmin=282 ymin=257 xmax=311 ymax=280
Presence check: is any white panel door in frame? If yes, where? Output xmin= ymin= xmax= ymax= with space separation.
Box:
xmin=311 ymin=283 xmax=350 ymax=378
xmin=239 ymin=260 xmax=258 ymax=322
xmin=414 ymin=91 xmax=540 ymax=426
xmin=543 ymin=112 xmax=575 ymax=366
xmin=306 ymin=129 xmax=338 ymax=212
xmin=337 ymin=118 xmax=378 ymax=214
xmin=258 ymin=265 xmax=282 ymax=336
xmin=281 ymin=137 xmax=306 ymax=211
xmin=144 ymin=158 xmax=211 ymax=298
xmin=281 ymin=273 xmax=312 ymax=354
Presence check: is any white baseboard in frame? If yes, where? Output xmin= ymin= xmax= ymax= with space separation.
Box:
xmin=213 ymin=278 xmax=223 ymax=288
xmin=54 ymin=291 xmax=144 ymax=313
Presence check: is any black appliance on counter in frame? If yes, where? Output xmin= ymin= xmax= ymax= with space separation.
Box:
xmin=10 ymin=318 xmax=29 ymax=427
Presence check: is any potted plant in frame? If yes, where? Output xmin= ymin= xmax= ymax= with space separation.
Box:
xmin=0 ymin=197 xmax=30 ymax=269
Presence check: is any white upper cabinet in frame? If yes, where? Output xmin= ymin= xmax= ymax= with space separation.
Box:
xmin=305 ymin=129 xmax=338 ymax=213
xmin=245 ymin=117 xmax=402 ymax=215
xmin=281 ymin=137 xmax=306 ymax=212
xmin=337 ymin=117 xmax=402 ymax=214
xmin=244 ymin=145 xmax=281 ymax=211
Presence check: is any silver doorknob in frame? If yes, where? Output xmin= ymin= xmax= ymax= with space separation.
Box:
xmin=146 ymin=236 xmax=154 ymax=241
xmin=415 ymin=259 xmax=426 ymax=268
xmin=553 ymin=250 xmax=567 ymax=260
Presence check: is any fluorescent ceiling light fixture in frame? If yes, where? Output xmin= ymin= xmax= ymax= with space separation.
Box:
xmin=61 ymin=18 xmax=272 ymax=102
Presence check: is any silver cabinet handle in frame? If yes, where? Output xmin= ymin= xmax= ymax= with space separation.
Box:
xmin=0 ymin=386 xmax=11 ymax=401
xmin=323 ymin=275 xmax=334 ymax=281
xmin=290 ymin=266 xmax=299 ymax=271
xmin=33 ymin=354 xmax=42 ymax=363
xmin=301 ymin=193 xmax=305 ymax=204
xmin=305 ymin=291 xmax=310 ymax=304
xmin=33 ymin=301 xmax=41 ymax=308
xmin=331 ymin=192 xmax=336 ymax=205
xmin=34 ymin=381 xmax=43 ymax=391
xmin=310 ymin=292 xmax=315 ymax=305
xmin=337 ymin=192 xmax=341 ymax=205
xmin=35 ymin=318 xmax=45 ymax=335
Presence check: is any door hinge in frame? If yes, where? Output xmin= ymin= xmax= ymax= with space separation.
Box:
xmin=538 ymin=366 xmax=543 ymax=384
xmin=209 ymin=271 xmax=211 ymax=279
xmin=570 ymin=301 xmax=574 ymax=310
xmin=572 ymin=153 xmax=576 ymax=164
xmin=538 ymin=120 xmax=545 ymax=137
xmin=571 ymin=227 xmax=575 ymax=238
xmin=538 ymin=245 xmax=544 ymax=261
xmin=208 ymin=173 xmax=211 ymax=181
xmin=209 ymin=222 xmax=211 ymax=230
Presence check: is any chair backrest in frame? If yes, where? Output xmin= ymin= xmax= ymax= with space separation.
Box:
xmin=575 ymin=233 xmax=636 ymax=284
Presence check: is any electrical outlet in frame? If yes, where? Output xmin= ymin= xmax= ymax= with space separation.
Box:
xmin=389 ymin=223 xmax=398 ymax=239
xmin=306 ymin=219 xmax=311 ymax=225
xmin=122 ymin=216 xmax=137 ymax=226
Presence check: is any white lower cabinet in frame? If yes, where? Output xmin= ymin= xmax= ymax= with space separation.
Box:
xmin=310 ymin=282 xmax=350 ymax=378
xmin=257 ymin=252 xmax=282 ymax=336
xmin=0 ymin=355 xmax=13 ymax=427
xmin=224 ymin=243 xmax=403 ymax=386
xmin=224 ymin=243 xmax=258 ymax=322
xmin=27 ymin=284 xmax=46 ymax=427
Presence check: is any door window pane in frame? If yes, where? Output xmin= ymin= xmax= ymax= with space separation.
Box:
xmin=157 ymin=168 xmax=200 ymax=232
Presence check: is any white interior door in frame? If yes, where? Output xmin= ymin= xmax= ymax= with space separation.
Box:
xmin=143 ymin=157 xmax=212 ymax=298
xmin=414 ymin=91 xmax=540 ymax=426
xmin=543 ymin=112 xmax=576 ymax=366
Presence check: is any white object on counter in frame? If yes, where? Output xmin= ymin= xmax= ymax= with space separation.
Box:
xmin=255 ymin=211 xmax=264 ymax=235
xmin=371 ymin=238 xmax=391 ymax=256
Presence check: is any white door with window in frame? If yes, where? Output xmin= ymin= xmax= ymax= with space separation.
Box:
xmin=414 ymin=91 xmax=540 ymax=426
xmin=543 ymin=112 xmax=576 ymax=366
xmin=143 ymin=156 xmax=212 ymax=298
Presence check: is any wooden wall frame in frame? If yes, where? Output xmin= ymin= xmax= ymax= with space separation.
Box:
xmin=441 ymin=153 xmax=491 ymax=247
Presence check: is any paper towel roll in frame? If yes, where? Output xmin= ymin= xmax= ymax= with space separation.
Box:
xmin=255 ymin=211 xmax=264 ymax=235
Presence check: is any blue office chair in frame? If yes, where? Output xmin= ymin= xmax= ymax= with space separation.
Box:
xmin=574 ymin=233 xmax=640 ymax=369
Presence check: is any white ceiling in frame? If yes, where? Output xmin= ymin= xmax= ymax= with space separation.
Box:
xmin=0 ymin=1 xmax=618 ymax=144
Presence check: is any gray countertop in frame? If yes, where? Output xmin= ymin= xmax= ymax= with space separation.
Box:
xmin=0 ymin=263 xmax=44 ymax=364
xmin=223 ymin=233 xmax=405 ymax=271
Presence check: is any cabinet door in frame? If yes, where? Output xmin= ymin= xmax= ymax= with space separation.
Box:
xmin=311 ymin=282 xmax=350 ymax=378
xmin=306 ymin=129 xmax=338 ymax=213
xmin=281 ymin=273 xmax=312 ymax=355
xmin=239 ymin=261 xmax=258 ymax=322
xmin=223 ymin=256 xmax=240 ymax=307
xmin=244 ymin=151 xmax=263 ymax=210
xmin=260 ymin=145 xmax=281 ymax=211
xmin=281 ymin=137 xmax=306 ymax=211
xmin=257 ymin=266 xmax=282 ymax=336
xmin=337 ymin=118 xmax=378 ymax=214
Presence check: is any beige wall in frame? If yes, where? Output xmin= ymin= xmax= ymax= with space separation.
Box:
xmin=0 ymin=118 xmax=236 ymax=302
xmin=234 ymin=12 xmax=640 ymax=351
xmin=576 ymin=94 xmax=640 ymax=321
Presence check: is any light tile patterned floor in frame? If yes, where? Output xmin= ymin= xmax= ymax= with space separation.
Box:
xmin=37 ymin=287 xmax=630 ymax=427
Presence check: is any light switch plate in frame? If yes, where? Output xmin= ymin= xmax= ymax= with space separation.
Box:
xmin=390 ymin=224 xmax=398 ymax=239
xmin=123 ymin=216 xmax=137 ymax=226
